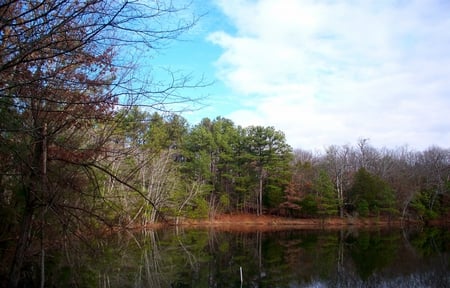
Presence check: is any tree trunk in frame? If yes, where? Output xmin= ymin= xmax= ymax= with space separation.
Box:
xmin=337 ymin=179 xmax=344 ymax=218
xmin=8 ymin=205 xmax=34 ymax=288
xmin=259 ymin=176 xmax=263 ymax=216
xmin=9 ymin=126 xmax=46 ymax=288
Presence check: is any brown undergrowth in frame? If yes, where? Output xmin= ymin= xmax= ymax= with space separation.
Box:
xmin=134 ymin=213 xmax=418 ymax=232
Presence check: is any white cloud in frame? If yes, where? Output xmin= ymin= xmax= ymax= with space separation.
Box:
xmin=208 ymin=0 xmax=450 ymax=150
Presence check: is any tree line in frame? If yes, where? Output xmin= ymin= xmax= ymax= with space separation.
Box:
xmin=104 ymin=110 xmax=294 ymax=224
xmin=95 ymin=110 xmax=450 ymax=225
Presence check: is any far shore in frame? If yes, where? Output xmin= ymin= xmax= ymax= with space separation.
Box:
xmin=124 ymin=213 xmax=446 ymax=232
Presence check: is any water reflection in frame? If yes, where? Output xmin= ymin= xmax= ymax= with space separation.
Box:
xmin=42 ymin=227 xmax=449 ymax=287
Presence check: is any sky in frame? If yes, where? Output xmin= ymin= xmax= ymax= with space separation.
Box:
xmin=150 ymin=0 xmax=450 ymax=152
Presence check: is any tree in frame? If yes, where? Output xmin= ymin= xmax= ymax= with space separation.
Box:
xmin=181 ymin=117 xmax=245 ymax=216
xmin=378 ymin=146 xmax=421 ymax=223
xmin=299 ymin=194 xmax=318 ymax=217
xmin=108 ymin=109 xmax=190 ymax=226
xmin=280 ymin=150 xmax=315 ymax=216
xmin=182 ymin=120 xmax=215 ymax=183
xmin=406 ymin=147 xmax=450 ymax=222
xmin=232 ymin=125 xmax=255 ymax=212
xmin=313 ymin=170 xmax=338 ymax=218
xmin=349 ymin=168 xmax=397 ymax=217
xmin=0 ymin=1 xmax=201 ymax=286
xmin=323 ymin=145 xmax=355 ymax=217
xmin=245 ymin=126 xmax=292 ymax=215
xmin=209 ymin=117 xmax=240 ymax=214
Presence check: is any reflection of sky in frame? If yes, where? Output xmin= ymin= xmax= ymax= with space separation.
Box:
xmin=135 ymin=0 xmax=450 ymax=151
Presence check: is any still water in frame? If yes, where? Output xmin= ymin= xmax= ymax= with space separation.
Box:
xmin=45 ymin=227 xmax=449 ymax=287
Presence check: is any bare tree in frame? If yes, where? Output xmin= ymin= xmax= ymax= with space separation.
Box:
xmin=417 ymin=146 xmax=450 ymax=211
xmin=324 ymin=145 xmax=354 ymax=218
xmin=0 ymin=1 xmax=203 ymax=286
xmin=140 ymin=150 xmax=179 ymax=224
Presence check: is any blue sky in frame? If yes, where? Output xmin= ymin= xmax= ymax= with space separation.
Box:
xmin=148 ymin=0 xmax=450 ymax=151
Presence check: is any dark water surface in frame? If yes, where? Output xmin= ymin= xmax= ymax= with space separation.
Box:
xmin=43 ymin=227 xmax=449 ymax=287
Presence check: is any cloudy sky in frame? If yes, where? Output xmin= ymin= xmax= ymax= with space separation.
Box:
xmin=153 ymin=0 xmax=450 ymax=151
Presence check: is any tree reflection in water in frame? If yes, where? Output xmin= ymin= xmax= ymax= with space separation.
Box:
xmin=28 ymin=227 xmax=450 ymax=287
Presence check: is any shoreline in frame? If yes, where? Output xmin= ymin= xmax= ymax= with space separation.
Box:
xmin=127 ymin=213 xmax=435 ymax=232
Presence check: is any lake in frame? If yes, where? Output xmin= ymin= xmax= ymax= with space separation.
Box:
xmin=42 ymin=227 xmax=449 ymax=287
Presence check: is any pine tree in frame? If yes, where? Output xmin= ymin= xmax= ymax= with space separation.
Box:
xmin=313 ymin=170 xmax=338 ymax=217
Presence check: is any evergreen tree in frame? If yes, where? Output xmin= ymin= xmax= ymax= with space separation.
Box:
xmin=313 ymin=170 xmax=338 ymax=217
xmin=350 ymin=168 xmax=398 ymax=217
xmin=246 ymin=126 xmax=292 ymax=215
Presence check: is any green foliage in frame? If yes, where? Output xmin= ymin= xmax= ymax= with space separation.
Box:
xmin=245 ymin=126 xmax=293 ymax=213
xmin=313 ymin=170 xmax=338 ymax=217
xmin=350 ymin=168 xmax=398 ymax=217
xmin=411 ymin=177 xmax=450 ymax=220
xmin=410 ymin=190 xmax=440 ymax=221
xmin=179 ymin=119 xmax=293 ymax=215
xmin=187 ymin=197 xmax=209 ymax=219
xmin=264 ymin=184 xmax=284 ymax=209
xmin=409 ymin=227 xmax=450 ymax=257
xmin=219 ymin=193 xmax=230 ymax=212
xmin=146 ymin=112 xmax=170 ymax=151
xmin=300 ymin=194 xmax=318 ymax=217
xmin=357 ymin=199 xmax=370 ymax=217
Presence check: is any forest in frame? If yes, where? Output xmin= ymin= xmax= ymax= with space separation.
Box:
xmin=57 ymin=109 xmax=450 ymax=224
xmin=0 ymin=0 xmax=449 ymax=287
